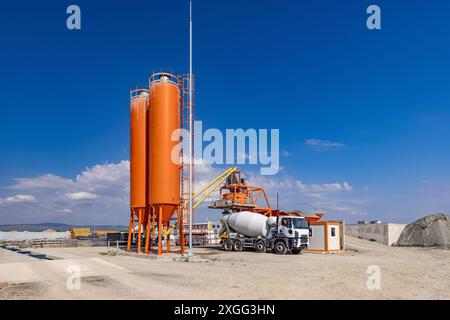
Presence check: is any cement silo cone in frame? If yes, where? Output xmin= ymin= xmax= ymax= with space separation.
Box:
xmin=148 ymin=73 xmax=181 ymax=226
xmin=130 ymin=89 xmax=149 ymax=209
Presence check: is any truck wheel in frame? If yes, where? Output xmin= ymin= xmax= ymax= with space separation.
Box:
xmin=292 ymin=248 xmax=302 ymax=255
xmin=274 ymin=241 xmax=287 ymax=255
xmin=233 ymin=240 xmax=244 ymax=252
xmin=223 ymin=239 xmax=233 ymax=251
xmin=255 ymin=240 xmax=266 ymax=253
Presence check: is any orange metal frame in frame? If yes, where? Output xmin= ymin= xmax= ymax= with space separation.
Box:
xmin=218 ymin=171 xmax=273 ymax=215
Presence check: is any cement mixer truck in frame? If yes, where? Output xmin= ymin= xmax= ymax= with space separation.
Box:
xmin=220 ymin=211 xmax=310 ymax=254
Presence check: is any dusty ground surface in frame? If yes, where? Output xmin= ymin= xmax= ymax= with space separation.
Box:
xmin=0 ymin=236 xmax=449 ymax=300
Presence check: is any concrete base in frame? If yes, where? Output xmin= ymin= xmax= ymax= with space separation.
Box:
xmin=119 ymin=251 xmax=184 ymax=261
xmin=345 ymin=223 xmax=406 ymax=245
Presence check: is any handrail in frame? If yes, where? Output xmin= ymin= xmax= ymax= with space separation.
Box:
xmin=191 ymin=167 xmax=237 ymax=210
xmin=186 ymin=167 xmax=235 ymax=206
xmin=149 ymin=71 xmax=179 ymax=86
xmin=130 ymin=89 xmax=149 ymax=100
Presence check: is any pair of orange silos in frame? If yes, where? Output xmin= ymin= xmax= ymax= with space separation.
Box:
xmin=129 ymin=72 xmax=184 ymax=255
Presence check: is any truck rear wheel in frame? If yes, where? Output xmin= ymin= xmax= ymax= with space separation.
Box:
xmin=255 ymin=240 xmax=266 ymax=253
xmin=233 ymin=240 xmax=244 ymax=252
xmin=223 ymin=239 xmax=233 ymax=251
xmin=274 ymin=241 xmax=287 ymax=255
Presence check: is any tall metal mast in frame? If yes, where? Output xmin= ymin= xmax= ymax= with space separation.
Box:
xmin=188 ymin=0 xmax=194 ymax=257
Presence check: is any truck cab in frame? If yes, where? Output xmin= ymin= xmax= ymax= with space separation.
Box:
xmin=267 ymin=216 xmax=310 ymax=254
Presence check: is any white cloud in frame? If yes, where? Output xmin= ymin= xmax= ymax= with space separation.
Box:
xmin=0 ymin=159 xmax=365 ymax=224
xmin=0 ymin=161 xmax=130 ymax=225
xmin=65 ymin=192 xmax=98 ymax=201
xmin=0 ymin=194 xmax=37 ymax=204
xmin=295 ymin=180 xmax=352 ymax=193
xmin=75 ymin=161 xmax=130 ymax=191
xmin=243 ymin=172 xmax=368 ymax=219
xmin=10 ymin=174 xmax=74 ymax=190
xmin=314 ymin=201 xmax=368 ymax=216
xmin=1 ymin=159 xmax=220 ymax=224
xmin=248 ymin=174 xmax=352 ymax=196
xmin=8 ymin=161 xmax=130 ymax=193
xmin=305 ymin=138 xmax=345 ymax=151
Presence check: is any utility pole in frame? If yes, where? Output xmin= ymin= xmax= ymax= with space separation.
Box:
xmin=188 ymin=0 xmax=194 ymax=257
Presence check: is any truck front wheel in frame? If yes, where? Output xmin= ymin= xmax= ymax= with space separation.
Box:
xmin=274 ymin=241 xmax=287 ymax=255
xmin=223 ymin=239 xmax=233 ymax=251
xmin=292 ymin=248 xmax=302 ymax=254
xmin=255 ymin=240 xmax=266 ymax=253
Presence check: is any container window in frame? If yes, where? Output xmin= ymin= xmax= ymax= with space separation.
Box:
xmin=331 ymin=227 xmax=336 ymax=237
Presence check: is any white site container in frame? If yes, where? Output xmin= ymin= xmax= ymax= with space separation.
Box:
xmin=307 ymin=221 xmax=343 ymax=252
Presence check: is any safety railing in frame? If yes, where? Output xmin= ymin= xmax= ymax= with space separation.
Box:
xmin=130 ymin=88 xmax=149 ymax=101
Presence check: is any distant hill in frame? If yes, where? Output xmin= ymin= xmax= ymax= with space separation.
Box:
xmin=0 ymin=223 xmax=128 ymax=232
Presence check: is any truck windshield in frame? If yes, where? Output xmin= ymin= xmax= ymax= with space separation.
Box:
xmin=286 ymin=218 xmax=309 ymax=229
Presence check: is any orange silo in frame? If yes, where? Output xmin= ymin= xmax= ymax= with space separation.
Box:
xmin=148 ymin=72 xmax=182 ymax=254
xmin=130 ymin=89 xmax=149 ymax=209
xmin=128 ymin=89 xmax=149 ymax=254
xmin=127 ymin=72 xmax=186 ymax=256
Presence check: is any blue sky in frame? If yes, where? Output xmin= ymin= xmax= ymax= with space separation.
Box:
xmin=1 ymin=0 xmax=449 ymax=225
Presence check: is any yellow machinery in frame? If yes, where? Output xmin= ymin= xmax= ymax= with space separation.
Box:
xmin=164 ymin=167 xmax=238 ymax=237
xmin=70 ymin=228 xmax=91 ymax=239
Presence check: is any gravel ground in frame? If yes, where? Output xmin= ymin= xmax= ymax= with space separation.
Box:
xmin=0 ymin=236 xmax=449 ymax=300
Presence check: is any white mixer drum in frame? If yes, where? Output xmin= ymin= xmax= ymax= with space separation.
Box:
xmin=224 ymin=211 xmax=271 ymax=238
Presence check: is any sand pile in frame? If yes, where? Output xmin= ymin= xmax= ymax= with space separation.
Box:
xmin=396 ymin=214 xmax=450 ymax=248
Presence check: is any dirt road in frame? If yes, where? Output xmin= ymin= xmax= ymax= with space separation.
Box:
xmin=0 ymin=236 xmax=449 ymax=299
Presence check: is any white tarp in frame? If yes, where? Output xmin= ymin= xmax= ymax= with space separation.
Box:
xmin=0 ymin=231 xmax=70 ymax=241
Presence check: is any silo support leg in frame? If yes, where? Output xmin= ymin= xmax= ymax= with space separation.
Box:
xmin=137 ymin=210 xmax=142 ymax=254
xmin=126 ymin=210 xmax=134 ymax=253
xmin=178 ymin=210 xmax=185 ymax=255
xmin=158 ymin=207 xmax=163 ymax=256
xmin=144 ymin=208 xmax=151 ymax=254
xmin=166 ymin=221 xmax=171 ymax=253
xmin=150 ymin=207 xmax=155 ymax=253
